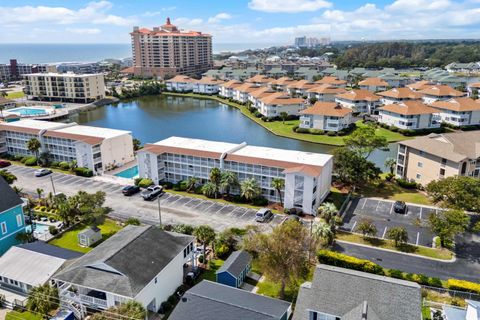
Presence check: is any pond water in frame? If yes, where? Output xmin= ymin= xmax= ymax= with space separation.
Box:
xmin=71 ymin=95 xmax=395 ymax=169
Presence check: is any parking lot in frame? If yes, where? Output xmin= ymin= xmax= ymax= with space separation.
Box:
xmin=5 ymin=165 xmax=284 ymax=229
xmin=341 ymin=197 xmax=439 ymax=247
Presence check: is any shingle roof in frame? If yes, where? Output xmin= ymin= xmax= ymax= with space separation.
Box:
xmin=418 ymin=85 xmax=466 ymax=97
xmin=0 ymin=176 xmax=23 ymax=213
xmin=167 ymin=75 xmax=194 ymax=83
xmin=216 ymin=250 xmax=252 ymax=278
xmin=315 ymin=76 xmax=346 ymax=86
xmin=300 ymin=102 xmax=352 ymax=117
xmin=431 ymin=97 xmax=480 ymax=112
xmin=359 ymin=77 xmax=389 ymax=87
xmin=292 ymin=265 xmax=422 ymax=320
xmin=169 ymin=280 xmax=291 ymax=320
xmin=53 ymin=225 xmax=194 ymax=297
xmin=379 ymin=101 xmax=439 ymax=115
xmin=407 ymin=80 xmax=435 ymax=91
xmin=306 ymin=84 xmax=346 ymax=94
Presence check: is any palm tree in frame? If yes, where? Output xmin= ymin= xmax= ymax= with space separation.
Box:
xmin=220 ymin=171 xmax=238 ymax=197
xmin=193 ymin=225 xmax=216 ymax=265
xmin=0 ymin=91 xmax=7 ymax=98
xmin=27 ymin=284 xmax=59 ymax=318
xmin=186 ymin=176 xmax=198 ymax=193
xmin=312 ymin=221 xmax=334 ymax=246
xmin=384 ymin=158 xmax=397 ymax=175
xmin=12 ymin=185 xmax=23 ymax=195
xmin=240 ymin=178 xmax=261 ymax=203
xmin=36 ymin=188 xmax=44 ymax=200
xmin=209 ymin=167 xmax=222 ymax=198
xmin=202 ymin=181 xmax=217 ymax=198
xmin=26 ymin=138 xmax=41 ymax=164
xmin=318 ymin=202 xmax=338 ymax=224
xmin=280 ymin=111 xmax=288 ymax=124
xmin=271 ymin=178 xmax=285 ymax=206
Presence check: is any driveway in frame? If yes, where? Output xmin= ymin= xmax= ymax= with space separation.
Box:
xmin=6 ymin=165 xmax=283 ymax=231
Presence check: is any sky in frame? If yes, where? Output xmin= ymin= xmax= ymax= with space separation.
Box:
xmin=0 ymin=0 xmax=480 ymax=44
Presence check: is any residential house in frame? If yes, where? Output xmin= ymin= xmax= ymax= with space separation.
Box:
xmin=258 ymin=92 xmax=305 ymax=118
xmin=216 ymin=250 xmax=252 ymax=288
xmin=467 ymin=82 xmax=480 ymax=97
xmin=358 ymin=77 xmax=389 ymax=92
xmin=445 ymin=62 xmax=480 ymax=74
xmin=245 ymin=74 xmax=274 ymax=86
xmin=266 ymin=67 xmax=287 ymax=78
xmin=169 ymin=280 xmax=292 ymax=320
xmin=379 ymin=73 xmax=409 ymax=87
xmin=165 ymin=75 xmax=194 ymax=92
xmin=419 ymin=85 xmax=466 ymax=104
xmin=53 ymin=225 xmax=195 ymax=315
xmin=219 ymin=80 xmax=243 ymax=98
xmin=232 ymin=83 xmax=261 ymax=104
xmin=407 ymin=80 xmax=435 ymax=91
xmin=248 ymin=86 xmax=277 ymax=109
xmin=396 ymin=131 xmax=480 ymax=185
xmin=378 ymin=101 xmax=440 ymax=130
xmin=268 ymin=76 xmax=295 ymax=92
xmin=314 ymin=76 xmax=347 ymax=88
xmin=300 ymin=102 xmax=353 ymax=132
xmin=306 ymin=85 xmax=347 ymax=102
xmin=443 ymin=299 xmax=480 ymax=320
xmin=192 ymin=77 xmax=224 ymax=94
xmin=377 ymin=87 xmax=424 ymax=105
xmin=286 ymin=80 xmax=317 ymax=97
xmin=0 ymin=242 xmax=81 ymax=308
xmin=292 ymin=264 xmax=422 ymax=320
xmin=0 ymin=177 xmax=25 ymax=255
xmin=431 ymin=97 xmax=480 ymax=127
xmin=335 ymin=89 xmax=382 ymax=114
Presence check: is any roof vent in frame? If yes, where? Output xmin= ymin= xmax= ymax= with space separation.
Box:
xmin=181 ymin=297 xmax=188 ymax=303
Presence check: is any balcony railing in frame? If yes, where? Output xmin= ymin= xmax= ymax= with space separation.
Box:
xmin=61 ymin=291 xmax=108 ymax=308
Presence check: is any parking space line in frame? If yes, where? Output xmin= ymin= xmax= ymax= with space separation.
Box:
xmin=361 ymin=198 xmax=367 ymax=209
xmin=419 ymin=207 xmax=423 ymax=220
xmin=416 ymin=232 xmax=420 ymax=246
xmin=351 ymin=221 xmax=357 ymax=232
xmin=240 ymin=210 xmax=251 ymax=219
xmin=375 ymin=200 xmax=381 ymax=211
xmin=381 ymin=226 xmax=388 ymax=239
xmin=182 ymin=199 xmax=194 ymax=206
xmin=389 ymin=202 xmax=394 ymax=214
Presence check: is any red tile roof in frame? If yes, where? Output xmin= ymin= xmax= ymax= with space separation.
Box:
xmin=431 ymin=97 xmax=480 ymax=112
xmin=300 ymin=102 xmax=352 ymax=117
xmin=376 ymin=87 xmax=423 ymax=99
xmin=335 ymin=89 xmax=380 ymax=102
xmin=379 ymin=101 xmax=439 ymax=115
xmin=359 ymin=77 xmax=389 ymax=87
xmin=418 ymin=85 xmax=465 ymax=97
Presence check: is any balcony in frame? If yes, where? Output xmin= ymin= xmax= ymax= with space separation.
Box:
xmin=62 ymin=291 xmax=108 ymax=308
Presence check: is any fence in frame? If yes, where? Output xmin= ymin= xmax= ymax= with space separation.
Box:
xmin=422 ymin=285 xmax=480 ymax=301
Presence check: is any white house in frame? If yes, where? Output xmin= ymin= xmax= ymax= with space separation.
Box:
xmin=314 ymin=76 xmax=347 ymax=88
xmin=245 ymin=74 xmax=273 ymax=86
xmin=335 ymin=89 xmax=382 ymax=114
xmin=257 ymin=92 xmax=305 ymax=118
xmin=53 ymin=225 xmax=195 ymax=317
xmin=299 ymin=102 xmax=353 ymax=132
xmin=286 ymin=80 xmax=317 ymax=97
xmin=248 ymin=87 xmax=277 ymax=109
xmin=377 ymin=87 xmax=424 ymax=105
xmin=378 ymin=101 xmax=441 ymax=130
xmin=232 ymin=83 xmax=261 ymax=104
xmin=358 ymin=77 xmax=389 ymax=92
xmin=306 ymin=85 xmax=347 ymax=102
xmin=268 ymin=77 xmax=295 ymax=92
xmin=431 ymin=97 xmax=480 ymax=127
xmin=165 ymin=75 xmax=194 ymax=92
xmin=192 ymin=77 xmax=224 ymax=94
xmin=467 ymin=82 xmax=480 ymax=97
xmin=419 ymin=85 xmax=466 ymax=104
xmin=219 ymin=79 xmax=243 ymax=98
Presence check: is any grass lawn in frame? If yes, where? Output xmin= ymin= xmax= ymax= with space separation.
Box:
xmin=422 ymin=288 xmax=466 ymax=307
xmin=199 ymin=259 xmax=224 ymax=282
xmin=1 ymin=159 xmax=75 ymax=175
xmin=6 ymin=311 xmax=42 ymax=320
xmin=326 ymin=187 xmax=349 ymax=209
xmin=48 ymin=219 xmax=122 ymax=253
xmin=162 ymin=92 xmax=410 ymax=146
xmin=422 ymin=306 xmax=432 ymax=320
xmin=336 ymin=231 xmax=453 ymax=260
xmin=6 ymin=91 xmax=25 ymax=99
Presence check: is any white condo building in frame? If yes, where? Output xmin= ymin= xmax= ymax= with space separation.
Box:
xmin=0 ymin=119 xmax=134 ymax=173
xmin=137 ymin=137 xmax=333 ymax=215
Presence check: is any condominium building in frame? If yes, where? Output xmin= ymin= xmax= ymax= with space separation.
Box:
xmin=137 ymin=137 xmax=333 ymax=215
xmin=257 ymin=92 xmax=305 ymax=118
xmin=0 ymin=59 xmax=52 ymax=82
xmin=335 ymin=89 xmax=382 ymax=114
xmin=130 ymin=18 xmax=213 ymax=78
xmin=23 ymin=72 xmax=105 ymax=103
xmin=306 ymin=84 xmax=347 ymax=102
xmin=376 ymin=87 xmax=423 ymax=105
xmin=431 ymin=97 xmax=480 ymax=127
xmin=0 ymin=119 xmax=134 ymax=173
xmin=299 ymin=102 xmax=353 ymax=132
xmin=378 ymin=101 xmax=441 ymax=130
xmin=396 ymin=131 xmax=480 ymax=185
xmin=358 ymin=77 xmax=389 ymax=92
xmin=419 ymin=85 xmax=466 ymax=104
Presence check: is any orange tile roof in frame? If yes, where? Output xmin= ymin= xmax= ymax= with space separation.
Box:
xmin=376 ymin=87 xmax=423 ymax=99
xmin=120 ymin=67 xmax=135 ymax=74
xmin=359 ymin=77 xmax=389 ymax=87
xmin=431 ymin=97 xmax=480 ymax=112
xmin=335 ymin=89 xmax=380 ymax=102
xmin=315 ymin=76 xmax=347 ymax=86
xmin=300 ymin=102 xmax=352 ymax=117
xmin=307 ymin=84 xmax=347 ymax=95
xmin=379 ymin=101 xmax=439 ymax=115
xmin=220 ymin=80 xmax=243 ymax=89
xmin=283 ymin=165 xmax=322 ymax=177
xmin=234 ymin=83 xmax=260 ymax=94
xmin=259 ymin=92 xmax=304 ymax=105
xmin=407 ymin=80 xmax=435 ymax=91
xmin=246 ymin=74 xmax=273 ymax=83
xmin=249 ymin=87 xmax=277 ymax=99
xmin=468 ymin=82 xmax=480 ymax=88
xmin=269 ymin=77 xmax=295 ymax=86
xmin=418 ymin=85 xmax=465 ymax=97
xmin=287 ymin=80 xmax=316 ymax=90
xmin=167 ymin=75 xmax=194 ymax=83
xmin=196 ymin=77 xmax=224 ymax=85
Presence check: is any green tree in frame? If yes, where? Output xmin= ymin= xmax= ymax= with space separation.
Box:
xmin=220 ymin=171 xmax=238 ymax=197
xmin=202 ymin=181 xmax=217 ymax=198
xmin=172 ymin=223 xmax=194 ymax=235
xmin=125 ymin=217 xmax=141 ymax=226
xmin=280 ymin=111 xmax=288 ymax=124
xmin=36 ymin=188 xmax=44 ymax=200
xmin=90 ymin=300 xmax=146 ymax=320
xmin=312 ymin=220 xmax=333 ymax=246
xmin=209 ymin=167 xmax=222 ymax=198
xmin=15 ymin=230 xmax=34 ymax=244
xmin=185 ymin=176 xmax=198 ymax=193
xmin=426 ymin=176 xmax=480 ymax=212
xmin=384 ymin=157 xmax=397 ymax=175
xmin=12 ymin=185 xmax=23 ymax=195
xmin=193 ymin=225 xmax=216 ymax=264
xmin=26 ymin=284 xmax=59 ymax=318
xmin=243 ymin=220 xmax=312 ymax=299
xmin=386 ymin=227 xmax=409 ymax=247
xmin=271 ymin=178 xmax=285 ymax=206
xmin=26 ymin=137 xmax=41 ymax=163
xmin=38 ymin=151 xmax=52 ymax=167
xmin=0 ymin=169 xmax=17 ymax=184
xmin=240 ymin=178 xmax=261 ymax=203
xmin=133 ymin=138 xmax=142 ymax=151
xmin=357 ymin=219 xmax=377 ymax=239
xmin=344 ymin=124 xmax=388 ymax=158
xmin=428 ymin=209 xmax=469 ymax=247
xmin=333 ymin=148 xmax=381 ymax=191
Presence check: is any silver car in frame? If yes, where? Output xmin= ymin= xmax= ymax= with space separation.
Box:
xmin=255 ymin=208 xmax=273 ymax=222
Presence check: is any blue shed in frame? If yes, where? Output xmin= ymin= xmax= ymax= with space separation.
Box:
xmin=216 ymin=250 xmax=252 ymax=288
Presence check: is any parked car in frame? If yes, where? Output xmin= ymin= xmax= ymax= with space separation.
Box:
xmin=0 ymin=160 xmax=11 ymax=168
xmin=122 ymin=185 xmax=140 ymax=196
xmin=34 ymin=168 xmax=52 ymax=177
xmin=141 ymin=185 xmax=163 ymax=201
xmin=393 ymin=201 xmax=407 ymax=214
xmin=255 ymin=208 xmax=273 ymax=223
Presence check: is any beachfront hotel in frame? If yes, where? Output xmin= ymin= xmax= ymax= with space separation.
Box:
xmin=130 ymin=18 xmax=213 ymax=78
xmin=0 ymin=119 xmax=134 ymax=173
xmin=23 ymin=72 xmax=106 ymax=103
xmin=137 ymin=137 xmax=333 ymax=215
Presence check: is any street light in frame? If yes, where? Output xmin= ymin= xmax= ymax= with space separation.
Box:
xmin=157 ymin=196 xmax=162 ymax=228
xmin=50 ymin=175 xmax=56 ymax=195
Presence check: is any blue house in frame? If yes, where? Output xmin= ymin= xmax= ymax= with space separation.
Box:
xmin=216 ymin=250 xmax=252 ymax=288
xmin=0 ymin=177 xmax=26 ymax=256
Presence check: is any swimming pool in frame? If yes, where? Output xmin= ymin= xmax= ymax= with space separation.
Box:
xmin=26 ymin=222 xmax=51 ymax=234
xmin=7 ymin=107 xmax=48 ymax=116
xmin=114 ymin=165 xmax=139 ymax=178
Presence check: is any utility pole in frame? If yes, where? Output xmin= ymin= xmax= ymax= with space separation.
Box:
xmin=50 ymin=175 xmax=56 ymax=195
xmin=157 ymin=196 xmax=162 ymax=228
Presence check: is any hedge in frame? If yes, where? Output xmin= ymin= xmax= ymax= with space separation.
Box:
xmin=396 ymin=178 xmax=418 ymax=189
xmin=74 ymin=167 xmax=93 ymax=177
xmin=138 ymin=178 xmax=154 ymax=188
xmin=447 ymin=279 xmax=480 ymax=294
xmin=24 ymin=157 xmax=37 ymax=166
xmin=318 ymin=250 xmax=384 ymax=275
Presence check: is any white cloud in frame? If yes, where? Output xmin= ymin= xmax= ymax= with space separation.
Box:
xmin=173 ymin=17 xmax=204 ymax=26
xmin=248 ymin=0 xmax=332 ymax=13
xmin=142 ymin=7 xmax=177 ymax=17
xmin=66 ymin=28 xmax=101 ymax=35
xmin=208 ymin=13 xmax=232 ymax=24
xmin=0 ymin=1 xmax=134 ymax=26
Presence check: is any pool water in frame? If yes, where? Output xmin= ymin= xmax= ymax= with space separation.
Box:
xmin=115 ymin=165 xmax=139 ymax=178
xmin=8 ymin=107 xmax=48 ymax=116
xmin=26 ymin=222 xmax=51 ymax=234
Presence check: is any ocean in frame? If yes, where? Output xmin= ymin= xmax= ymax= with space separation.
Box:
xmin=0 ymin=43 xmax=281 ymax=64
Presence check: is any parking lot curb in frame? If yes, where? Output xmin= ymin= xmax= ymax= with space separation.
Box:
xmin=335 ymin=239 xmax=457 ymax=263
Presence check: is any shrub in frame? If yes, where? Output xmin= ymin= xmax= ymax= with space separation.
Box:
xmin=162 ymin=181 xmax=174 ymax=189
xmin=167 ymin=294 xmax=178 ymax=305
xmin=292 ymin=125 xmax=299 ymax=132
xmin=326 ymin=131 xmax=337 ymax=136
xmin=134 ymin=177 xmax=143 ymax=186
xmin=318 ymin=250 xmax=384 ymax=275
xmin=138 ymin=178 xmax=154 ymax=188
xmin=194 ymin=186 xmax=203 ymax=194
xmin=198 ymin=254 xmax=205 ymax=263
xmin=254 ymin=111 xmax=262 ymax=118
xmin=216 ymin=243 xmax=230 ymax=259
xmin=396 ymin=178 xmax=418 ymax=189
xmin=13 ymin=154 xmax=23 ymax=161
xmin=59 ymin=161 xmax=70 ymax=170
xmin=24 ymin=157 xmax=37 ymax=166
xmin=295 ymin=127 xmax=310 ymax=134
xmin=48 ymin=226 xmax=58 ymax=235
xmin=252 ymin=196 xmax=268 ymax=206
xmin=74 ymin=167 xmax=93 ymax=177
xmin=447 ymin=279 xmax=480 ymax=294
xmin=125 ymin=217 xmax=141 ymax=226
xmin=160 ymin=301 xmax=172 ymax=314
xmin=388 ymin=269 xmax=404 ymax=279
xmin=20 ymin=156 xmax=29 ymax=163
xmin=50 ymin=161 xmax=59 ymax=168
xmin=385 ymin=172 xmax=395 ymax=181
xmin=309 ymin=129 xmax=324 ymax=135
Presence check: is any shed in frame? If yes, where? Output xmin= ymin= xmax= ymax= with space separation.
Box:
xmin=216 ymin=250 xmax=252 ymax=288
xmin=78 ymin=226 xmax=102 ymax=247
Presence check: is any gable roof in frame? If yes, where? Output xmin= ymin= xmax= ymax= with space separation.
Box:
xmin=306 ymin=84 xmax=347 ymax=95
xmin=196 ymin=77 xmax=225 ymax=85
xmin=287 ymin=80 xmax=316 ymax=90
xmin=167 ymin=75 xmax=194 ymax=83
xmin=269 ymin=77 xmax=295 ymax=86
xmin=407 ymin=80 xmax=435 ymax=91
xmin=335 ymin=89 xmax=380 ymax=102
xmin=468 ymin=82 xmax=480 ymax=89
xmin=379 ymin=100 xmax=438 ymax=116
xmin=53 ymin=225 xmax=194 ymax=297
xmin=431 ymin=97 xmax=480 ymax=112
xmin=246 ymin=74 xmax=273 ymax=84
xmin=359 ymin=77 xmax=389 ymax=87
xmin=376 ymin=87 xmax=423 ymax=100
xmin=418 ymin=85 xmax=466 ymax=97
xmin=292 ymin=265 xmax=421 ymax=320
xmin=220 ymin=79 xmax=244 ymax=89
xmin=169 ymin=280 xmax=291 ymax=320
xmin=300 ymin=102 xmax=352 ymax=117
xmin=216 ymin=251 xmax=252 ymax=278
xmin=0 ymin=176 xmax=23 ymax=213
xmin=315 ymin=76 xmax=347 ymax=86
xmin=259 ymin=92 xmax=304 ymax=105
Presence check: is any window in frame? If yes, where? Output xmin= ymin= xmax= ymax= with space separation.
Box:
xmin=1 ymin=222 xmax=6 ymax=235
xmin=441 ymin=158 xmax=447 ymax=165
xmin=440 ymin=168 xmax=445 ymax=176
xmin=416 ymin=173 xmax=422 ymax=180
xmin=155 ymin=277 xmax=157 ymax=284
xmin=417 ymin=162 xmax=423 ymax=168
xmin=16 ymin=214 xmax=23 ymax=227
